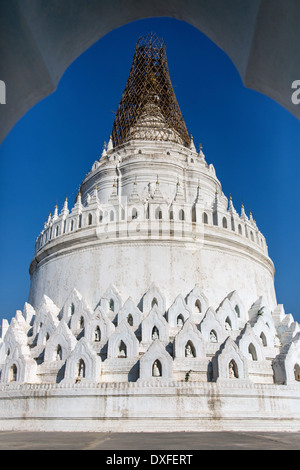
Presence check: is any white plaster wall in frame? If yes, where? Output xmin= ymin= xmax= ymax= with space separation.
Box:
xmin=29 ymin=140 xmax=276 ymax=324
xmin=30 ymin=138 xmax=274 ymax=310
xmin=0 ymin=381 xmax=299 ymax=432
xmin=29 ymin=235 xmax=276 ymax=314
xmin=80 ymin=141 xmax=221 ymax=206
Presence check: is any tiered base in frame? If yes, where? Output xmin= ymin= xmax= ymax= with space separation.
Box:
xmin=1 ymin=380 xmax=300 ymax=432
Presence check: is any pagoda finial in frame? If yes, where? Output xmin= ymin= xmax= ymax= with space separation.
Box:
xmin=75 ymin=189 xmax=82 ymax=208
xmin=195 ymin=180 xmax=201 ymax=204
xmin=240 ymin=201 xmax=248 ymax=220
xmin=107 ymin=135 xmax=113 ymax=152
xmin=109 ymin=177 xmax=118 ymax=202
xmin=129 ymin=176 xmax=140 ymax=203
xmin=101 ymin=141 xmax=107 ymax=158
xmin=174 ymin=177 xmax=185 ymax=203
xmin=92 ymin=185 xmax=99 ymax=202
xmin=190 ymin=134 xmax=196 ymax=152
xmin=61 ymin=196 xmax=69 ymax=217
xmin=53 ymin=205 xmax=58 ymax=219
xmin=249 ymin=209 xmax=254 ymax=223
xmin=198 ymin=142 xmax=205 ymax=160
xmin=228 ymin=194 xmax=237 ymax=215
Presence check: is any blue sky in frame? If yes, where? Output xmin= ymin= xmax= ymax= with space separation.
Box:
xmin=0 ymin=17 xmax=300 ymax=323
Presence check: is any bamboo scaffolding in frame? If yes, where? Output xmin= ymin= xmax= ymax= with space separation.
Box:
xmin=112 ymin=33 xmax=191 ymax=148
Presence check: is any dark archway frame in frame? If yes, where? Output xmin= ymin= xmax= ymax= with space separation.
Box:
xmin=1 ymin=0 xmax=299 ymax=145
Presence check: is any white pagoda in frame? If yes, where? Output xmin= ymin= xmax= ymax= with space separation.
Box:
xmin=0 ymin=34 xmax=299 ymax=432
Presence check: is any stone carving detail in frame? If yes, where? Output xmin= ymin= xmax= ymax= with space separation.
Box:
xmin=142 ymin=283 xmax=166 ymax=315
xmin=44 ymin=320 xmax=77 ymax=363
xmin=273 ymin=333 xmax=300 ymax=385
xmin=84 ymin=306 xmax=115 ymax=346
xmin=117 ymin=297 xmax=142 ymax=328
xmin=107 ymin=320 xmax=139 ymax=359
xmin=186 ymin=285 xmax=208 ymax=321
xmin=174 ymin=319 xmax=205 ymax=358
xmin=0 ymin=285 xmax=299 ymax=387
xmin=63 ymin=337 xmax=101 ymax=383
xmin=141 ymin=305 xmax=169 ymax=345
xmin=212 ymin=337 xmax=249 ymax=382
xmin=167 ymin=295 xmax=192 ymax=328
xmin=139 ymin=340 xmax=173 ymax=380
xmin=199 ymin=307 xmax=224 ymax=344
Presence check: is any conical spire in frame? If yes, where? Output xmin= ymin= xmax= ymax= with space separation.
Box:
xmin=194 ymin=180 xmax=202 ymax=204
xmin=213 ymin=188 xmax=220 ymax=212
xmin=73 ymin=190 xmax=82 ymax=214
xmin=240 ymin=203 xmax=248 ymax=221
xmin=228 ymin=194 xmax=237 ymax=216
xmin=107 ymin=135 xmax=113 ymax=152
xmin=152 ymin=176 xmax=165 ymax=203
xmin=61 ymin=197 xmax=69 ymax=218
xmin=129 ymin=177 xmax=140 ymax=203
xmin=189 ymin=135 xmax=196 ymax=152
xmin=174 ymin=178 xmax=185 ymax=203
xmin=111 ymin=33 xmax=191 ymax=148
xmin=53 ymin=205 xmax=58 ymax=220
xmin=109 ymin=179 xmax=118 ymax=203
